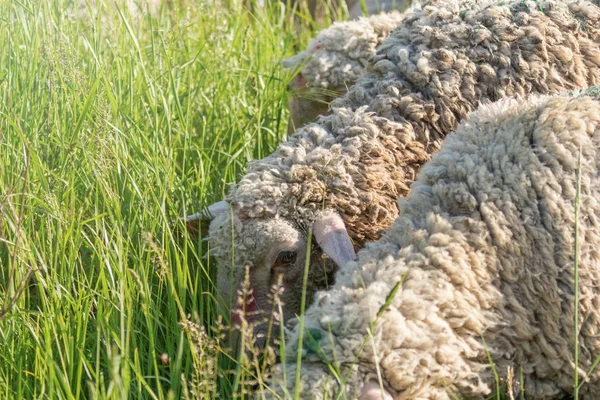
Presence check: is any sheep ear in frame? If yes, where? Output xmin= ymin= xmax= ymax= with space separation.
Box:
xmin=312 ymin=211 xmax=356 ymax=268
xmin=180 ymin=201 xmax=229 ymax=238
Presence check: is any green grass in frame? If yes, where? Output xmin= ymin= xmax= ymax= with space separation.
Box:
xmin=0 ymin=0 xmax=347 ymax=397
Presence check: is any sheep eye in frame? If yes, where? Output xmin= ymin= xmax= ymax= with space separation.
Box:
xmin=275 ymin=251 xmax=297 ymax=265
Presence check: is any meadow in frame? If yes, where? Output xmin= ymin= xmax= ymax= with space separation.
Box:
xmin=0 ymin=0 xmax=345 ymax=397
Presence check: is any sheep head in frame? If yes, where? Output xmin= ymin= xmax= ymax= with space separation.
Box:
xmin=187 ymin=202 xmax=356 ymax=342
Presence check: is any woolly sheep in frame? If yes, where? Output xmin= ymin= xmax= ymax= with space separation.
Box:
xmin=266 ymin=89 xmax=600 ymax=400
xmin=283 ymin=11 xmax=408 ymax=132
xmin=186 ymin=0 xmax=600 ymax=336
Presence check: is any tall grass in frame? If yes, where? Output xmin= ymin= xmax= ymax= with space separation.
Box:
xmin=0 ymin=0 xmax=346 ymax=397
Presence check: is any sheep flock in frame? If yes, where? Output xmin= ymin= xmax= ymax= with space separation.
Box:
xmin=182 ymin=0 xmax=600 ymax=397
xmin=270 ymin=87 xmax=600 ymax=400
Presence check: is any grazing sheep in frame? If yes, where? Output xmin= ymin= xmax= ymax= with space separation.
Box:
xmin=187 ymin=0 xmax=600 ymax=334
xmin=267 ymin=89 xmax=600 ymax=400
xmin=283 ymin=11 xmax=408 ymax=132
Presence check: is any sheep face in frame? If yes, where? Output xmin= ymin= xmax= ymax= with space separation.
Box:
xmin=207 ymin=211 xmax=347 ymax=341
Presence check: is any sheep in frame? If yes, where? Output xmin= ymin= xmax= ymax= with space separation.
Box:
xmin=266 ymin=88 xmax=600 ymax=400
xmin=186 ymin=0 xmax=600 ymax=337
xmin=283 ymin=11 xmax=408 ymax=132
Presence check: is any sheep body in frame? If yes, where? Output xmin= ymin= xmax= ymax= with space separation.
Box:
xmin=203 ymin=0 xmax=600 ymax=331
xmin=272 ymin=90 xmax=600 ymax=399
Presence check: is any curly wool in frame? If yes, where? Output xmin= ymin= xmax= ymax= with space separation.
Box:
xmin=219 ymin=0 xmax=600 ymax=250
xmin=271 ymin=91 xmax=600 ymax=399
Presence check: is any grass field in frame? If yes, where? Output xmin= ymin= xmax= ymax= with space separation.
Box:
xmin=0 ymin=0 xmax=346 ymax=397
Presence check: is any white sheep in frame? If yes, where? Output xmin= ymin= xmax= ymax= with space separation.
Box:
xmin=185 ymin=0 xmax=600 ymax=337
xmin=267 ymin=88 xmax=600 ymax=400
xmin=283 ymin=11 xmax=408 ymax=132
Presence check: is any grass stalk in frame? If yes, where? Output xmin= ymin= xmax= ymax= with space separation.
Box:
xmin=294 ymin=227 xmax=313 ymax=400
xmin=573 ymin=146 xmax=582 ymax=399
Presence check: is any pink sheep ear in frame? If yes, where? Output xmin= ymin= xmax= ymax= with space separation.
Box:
xmin=180 ymin=201 xmax=229 ymax=238
xmin=312 ymin=211 xmax=356 ymax=268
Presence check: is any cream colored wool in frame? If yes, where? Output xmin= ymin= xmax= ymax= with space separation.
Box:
xmin=284 ymin=11 xmax=408 ymax=131
xmin=270 ymin=91 xmax=600 ymax=399
xmin=206 ymin=0 xmax=600 ymax=329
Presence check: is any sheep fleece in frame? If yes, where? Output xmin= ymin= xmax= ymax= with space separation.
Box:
xmin=271 ymin=93 xmax=600 ymax=399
